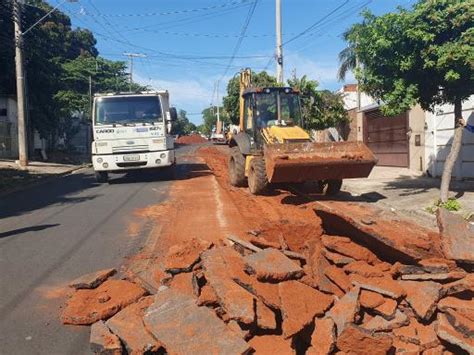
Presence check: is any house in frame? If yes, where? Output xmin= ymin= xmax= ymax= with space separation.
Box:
xmin=0 ymin=95 xmax=19 ymax=158
xmin=340 ymin=85 xmax=474 ymax=179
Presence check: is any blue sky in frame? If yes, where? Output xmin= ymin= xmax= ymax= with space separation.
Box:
xmin=53 ymin=0 xmax=416 ymax=124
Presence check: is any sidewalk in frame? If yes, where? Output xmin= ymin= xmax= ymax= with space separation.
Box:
xmin=342 ymin=166 xmax=474 ymax=229
xmin=0 ymin=159 xmax=87 ymax=196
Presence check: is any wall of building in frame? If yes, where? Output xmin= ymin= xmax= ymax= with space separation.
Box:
xmin=408 ymin=105 xmax=426 ymax=172
xmin=0 ymin=97 xmax=19 ymax=158
xmin=425 ymin=96 xmax=474 ymax=179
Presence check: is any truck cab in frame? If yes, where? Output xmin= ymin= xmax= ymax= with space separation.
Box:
xmin=91 ymin=91 xmax=177 ymax=182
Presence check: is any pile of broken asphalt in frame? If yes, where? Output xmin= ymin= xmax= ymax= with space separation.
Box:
xmin=60 ymin=202 xmax=473 ymax=354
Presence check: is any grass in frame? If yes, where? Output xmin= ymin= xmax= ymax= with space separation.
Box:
xmin=426 ymin=197 xmax=462 ymax=214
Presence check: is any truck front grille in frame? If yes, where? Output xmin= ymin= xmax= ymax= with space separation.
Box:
xmin=112 ymin=145 xmax=149 ymax=153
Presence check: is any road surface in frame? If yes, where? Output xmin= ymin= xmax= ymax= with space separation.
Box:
xmin=0 ymin=145 xmax=195 ymax=354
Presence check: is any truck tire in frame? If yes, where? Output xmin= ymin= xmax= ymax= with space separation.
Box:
xmin=95 ymin=171 xmax=108 ymax=183
xmin=248 ymin=157 xmax=268 ymax=195
xmin=228 ymin=147 xmax=247 ymax=187
xmin=325 ymin=179 xmax=342 ymax=196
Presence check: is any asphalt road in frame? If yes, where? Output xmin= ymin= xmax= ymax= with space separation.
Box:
xmin=0 ymin=145 xmax=197 ymax=354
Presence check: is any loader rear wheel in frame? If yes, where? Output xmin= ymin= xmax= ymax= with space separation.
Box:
xmin=228 ymin=147 xmax=247 ymax=187
xmin=324 ymin=179 xmax=342 ymax=196
xmin=248 ymin=157 xmax=268 ymax=195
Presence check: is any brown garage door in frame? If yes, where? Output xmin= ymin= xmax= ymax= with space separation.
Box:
xmin=364 ymin=109 xmax=409 ymax=167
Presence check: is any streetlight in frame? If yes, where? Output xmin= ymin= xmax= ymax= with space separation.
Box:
xmin=14 ymin=0 xmax=78 ymax=167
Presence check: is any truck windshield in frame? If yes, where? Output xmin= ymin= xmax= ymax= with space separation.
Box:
xmin=255 ymin=91 xmax=302 ymax=128
xmin=95 ymin=96 xmax=162 ymax=125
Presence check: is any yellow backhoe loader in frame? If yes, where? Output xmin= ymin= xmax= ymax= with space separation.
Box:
xmin=228 ymin=69 xmax=377 ymax=195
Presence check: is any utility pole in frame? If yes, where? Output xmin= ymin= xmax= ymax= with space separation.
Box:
xmin=123 ymin=52 xmax=146 ymax=92
xmin=216 ymin=81 xmax=220 ymax=125
xmin=13 ymin=0 xmax=28 ymax=167
xmin=275 ymin=0 xmax=283 ymax=84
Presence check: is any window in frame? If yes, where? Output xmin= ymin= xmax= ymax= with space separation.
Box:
xmin=94 ymin=96 xmax=162 ymax=125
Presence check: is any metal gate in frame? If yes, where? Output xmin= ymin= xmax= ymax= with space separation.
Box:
xmin=364 ymin=109 xmax=409 ymax=167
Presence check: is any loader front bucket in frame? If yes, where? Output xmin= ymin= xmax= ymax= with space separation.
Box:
xmin=264 ymin=141 xmax=377 ymax=184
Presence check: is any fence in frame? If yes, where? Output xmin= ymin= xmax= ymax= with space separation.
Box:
xmin=0 ymin=121 xmax=18 ymax=159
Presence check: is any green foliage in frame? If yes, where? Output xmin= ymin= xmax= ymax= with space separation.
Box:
xmin=344 ymin=0 xmax=474 ymax=116
xmin=287 ymin=75 xmax=349 ymax=130
xmin=171 ymin=110 xmax=196 ymax=136
xmin=200 ymin=106 xmax=231 ymax=136
xmin=223 ymin=71 xmax=277 ymax=124
xmin=426 ymin=197 xmax=462 ymax=213
xmin=0 ymin=0 xmax=146 ymax=141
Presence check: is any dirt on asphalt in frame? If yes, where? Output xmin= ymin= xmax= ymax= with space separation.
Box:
xmin=60 ymin=144 xmax=474 ymax=354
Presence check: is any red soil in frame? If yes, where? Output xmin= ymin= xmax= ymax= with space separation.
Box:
xmin=175 ymin=134 xmax=207 ymax=144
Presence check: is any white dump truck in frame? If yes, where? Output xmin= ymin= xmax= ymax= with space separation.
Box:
xmin=91 ymin=91 xmax=177 ymax=182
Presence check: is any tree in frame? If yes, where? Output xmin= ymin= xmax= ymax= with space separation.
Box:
xmin=223 ymin=71 xmax=277 ymax=124
xmin=287 ymin=75 xmax=348 ymax=130
xmin=344 ymin=0 xmax=473 ymax=202
xmin=171 ymin=110 xmax=196 ymax=135
xmin=0 ymin=0 xmax=146 ymax=147
xmin=337 ymin=29 xmax=357 ymax=81
xmin=201 ymin=106 xmax=231 ymax=136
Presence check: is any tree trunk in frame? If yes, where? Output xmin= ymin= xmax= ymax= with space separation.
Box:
xmin=439 ymin=99 xmax=464 ymax=202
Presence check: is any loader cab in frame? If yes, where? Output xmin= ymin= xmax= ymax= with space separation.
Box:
xmin=242 ymin=87 xmax=304 ymax=147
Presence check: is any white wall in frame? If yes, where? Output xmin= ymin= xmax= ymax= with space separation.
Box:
xmin=425 ymin=96 xmax=474 ymax=179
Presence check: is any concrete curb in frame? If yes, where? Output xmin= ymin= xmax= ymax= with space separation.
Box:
xmin=0 ymin=165 xmax=89 ymax=198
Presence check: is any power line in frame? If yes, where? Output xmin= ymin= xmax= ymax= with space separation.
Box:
xmin=220 ymin=0 xmax=259 ymax=80
xmin=87 ymin=0 xmax=252 ymax=18
xmin=283 ymin=0 xmax=350 ymax=45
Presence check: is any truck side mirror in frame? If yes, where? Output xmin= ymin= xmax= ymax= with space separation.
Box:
xmin=169 ymin=107 xmax=178 ymax=121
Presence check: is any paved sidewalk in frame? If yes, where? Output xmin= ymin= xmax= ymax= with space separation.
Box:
xmin=0 ymin=160 xmax=87 ymax=196
xmin=343 ymin=167 xmax=474 ymax=229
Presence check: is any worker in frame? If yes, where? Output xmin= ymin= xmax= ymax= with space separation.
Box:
xmin=460 ymin=118 xmax=474 ymax=133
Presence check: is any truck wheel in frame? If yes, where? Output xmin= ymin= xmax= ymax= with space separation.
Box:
xmin=248 ymin=157 xmax=268 ymax=195
xmin=325 ymin=179 xmax=342 ymax=196
xmin=95 ymin=171 xmax=108 ymax=183
xmin=228 ymin=147 xmax=247 ymax=187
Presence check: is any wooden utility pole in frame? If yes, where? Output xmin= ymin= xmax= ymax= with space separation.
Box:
xmin=13 ymin=0 xmax=28 ymax=167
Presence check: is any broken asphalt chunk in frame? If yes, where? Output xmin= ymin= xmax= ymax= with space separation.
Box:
xmin=164 ymin=237 xmax=213 ymax=274
xmin=336 ymin=324 xmax=393 ymax=355
xmin=61 ymin=280 xmax=147 ymax=325
xmin=244 ymin=248 xmax=304 ymax=282
xmin=436 ymin=313 xmax=474 ymax=354
xmin=326 ymin=287 xmax=360 ymax=336
xmin=310 ymin=318 xmax=336 ymax=354
xmin=279 ymin=280 xmax=334 ymax=338
xmin=437 ymin=207 xmax=474 ymax=263
xmin=201 ymin=247 xmax=256 ymax=324
xmin=69 ymin=268 xmax=116 ymax=290
xmin=399 ymin=280 xmax=441 ymax=321
xmin=143 ymin=288 xmax=251 ymax=354
xmin=106 ymin=296 xmax=163 ymax=354
xmin=321 ymin=235 xmax=380 ymax=265
xmin=90 ymin=320 xmax=122 ymax=355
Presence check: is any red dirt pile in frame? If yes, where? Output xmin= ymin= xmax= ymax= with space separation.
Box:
xmin=175 ymin=134 xmax=207 ymax=144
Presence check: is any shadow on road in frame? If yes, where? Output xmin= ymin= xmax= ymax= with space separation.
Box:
xmin=0 ymin=224 xmax=60 ymax=239
xmin=0 ymin=172 xmax=100 ymax=220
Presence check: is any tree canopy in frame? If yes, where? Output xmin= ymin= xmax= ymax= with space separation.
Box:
xmin=287 ymin=75 xmax=348 ymax=130
xmin=199 ymin=106 xmax=231 ymax=136
xmin=171 ymin=110 xmax=196 ymax=136
xmin=343 ymin=0 xmax=473 ymax=202
xmin=222 ymin=71 xmax=347 ymax=131
xmin=223 ymin=71 xmax=277 ymax=125
xmin=0 ymin=0 xmax=145 ymax=141
xmin=345 ymin=0 xmax=473 ymax=115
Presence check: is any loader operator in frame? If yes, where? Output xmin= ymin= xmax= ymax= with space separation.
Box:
xmin=256 ymin=103 xmax=274 ymax=128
